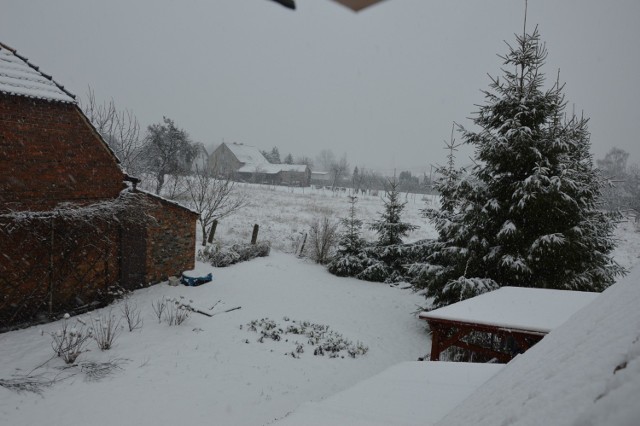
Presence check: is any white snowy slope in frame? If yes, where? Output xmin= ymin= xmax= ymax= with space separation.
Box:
xmin=436 ymin=266 xmax=640 ymax=426
xmin=273 ymin=361 xmax=504 ymax=426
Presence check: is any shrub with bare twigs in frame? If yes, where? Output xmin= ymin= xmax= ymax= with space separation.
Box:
xmin=152 ymin=296 xmax=190 ymax=325
xmin=151 ymin=297 xmax=167 ymax=323
xmin=50 ymin=314 xmax=92 ymax=364
xmin=164 ymin=298 xmax=190 ymax=326
xmin=307 ymin=216 xmax=339 ymax=264
xmin=90 ymin=311 xmax=122 ymax=351
xmin=120 ymin=299 xmax=143 ymax=331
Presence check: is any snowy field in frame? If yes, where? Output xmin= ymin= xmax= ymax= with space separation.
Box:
xmin=1 ymin=184 xmax=639 ymax=426
xmin=209 ymin=183 xmax=437 ymax=252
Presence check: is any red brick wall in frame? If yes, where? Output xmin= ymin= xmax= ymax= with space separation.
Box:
xmin=143 ymin=194 xmax=198 ymax=283
xmin=0 ymin=216 xmax=121 ymax=327
xmin=0 ymin=94 xmax=197 ymax=327
xmin=0 ymin=94 xmax=125 ymax=212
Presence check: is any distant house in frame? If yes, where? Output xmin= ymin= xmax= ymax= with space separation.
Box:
xmin=0 ymin=42 xmax=198 ymax=328
xmin=208 ymin=142 xmax=269 ymax=175
xmin=311 ymin=171 xmax=332 ymax=184
xmin=209 ymin=142 xmax=310 ymax=186
xmin=190 ymin=143 xmax=209 ymax=173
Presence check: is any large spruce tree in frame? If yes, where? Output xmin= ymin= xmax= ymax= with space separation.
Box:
xmin=420 ymin=27 xmax=624 ymax=307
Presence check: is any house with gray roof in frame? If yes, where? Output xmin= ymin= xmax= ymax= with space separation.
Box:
xmin=209 ymin=142 xmax=310 ymax=186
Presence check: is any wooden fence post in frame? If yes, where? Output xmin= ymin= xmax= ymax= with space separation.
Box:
xmin=48 ymin=217 xmax=55 ymax=317
xmin=251 ymin=224 xmax=259 ymax=245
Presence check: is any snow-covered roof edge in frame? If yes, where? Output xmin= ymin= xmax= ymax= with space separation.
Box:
xmin=135 ymin=188 xmax=200 ymax=216
xmin=223 ymin=142 xmax=269 ymax=165
xmin=0 ymin=42 xmax=77 ymax=104
xmin=419 ymin=286 xmax=599 ymax=334
xmin=237 ymin=163 xmax=309 ymax=174
xmin=0 ymin=42 xmax=123 ymax=168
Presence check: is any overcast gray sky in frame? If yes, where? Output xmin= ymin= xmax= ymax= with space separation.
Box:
xmin=2 ymin=0 xmax=639 ymax=174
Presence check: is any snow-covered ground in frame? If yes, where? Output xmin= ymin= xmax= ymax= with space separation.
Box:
xmin=1 ymin=184 xmax=639 ymax=426
xmin=0 ymin=251 xmax=427 ymax=426
xmin=274 ymin=361 xmax=504 ymax=426
xmin=208 ymin=184 xmax=435 ymax=253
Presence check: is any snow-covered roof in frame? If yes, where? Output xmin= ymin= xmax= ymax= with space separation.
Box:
xmin=419 ymin=286 xmax=598 ymax=334
xmin=237 ymin=163 xmax=308 ymax=175
xmin=136 ymin=188 xmax=199 ymax=216
xmin=436 ymin=267 xmax=640 ymax=426
xmin=274 ymin=361 xmax=503 ymax=426
xmin=0 ymin=42 xmax=76 ymax=103
xmin=225 ymin=143 xmax=268 ymax=166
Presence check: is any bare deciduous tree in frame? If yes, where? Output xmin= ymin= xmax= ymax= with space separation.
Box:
xmin=162 ymin=174 xmax=188 ymax=201
xmin=308 ymin=216 xmax=339 ymax=264
xmin=315 ymin=149 xmax=336 ymax=172
xmin=81 ymin=87 xmax=146 ymax=177
xmin=330 ymin=154 xmax=349 ymax=190
xmin=186 ymin=165 xmax=248 ymax=246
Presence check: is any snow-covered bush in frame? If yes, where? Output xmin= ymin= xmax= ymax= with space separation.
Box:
xmin=244 ymin=317 xmax=369 ymax=359
xmin=50 ymin=314 xmax=92 ymax=364
xmin=198 ymin=241 xmax=270 ymax=267
xmin=328 ymin=183 xmax=421 ymax=283
xmin=355 ymin=257 xmax=389 ymax=282
xmin=328 ymin=253 xmax=369 ymax=277
xmin=90 ymin=311 xmax=122 ymax=351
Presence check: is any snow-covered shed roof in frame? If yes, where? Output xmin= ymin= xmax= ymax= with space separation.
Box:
xmin=0 ymin=42 xmax=76 ymax=103
xmin=136 ymin=188 xmax=199 ymax=216
xmin=237 ymin=163 xmax=308 ymax=175
xmin=274 ymin=361 xmax=503 ymax=426
xmin=419 ymin=286 xmax=598 ymax=334
xmin=225 ymin=142 xmax=268 ymax=166
xmin=436 ymin=267 xmax=640 ymax=426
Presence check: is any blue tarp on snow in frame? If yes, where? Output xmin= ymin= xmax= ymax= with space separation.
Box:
xmin=181 ymin=272 xmax=213 ymax=287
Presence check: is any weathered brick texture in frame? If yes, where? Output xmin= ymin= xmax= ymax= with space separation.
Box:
xmin=0 ymin=216 xmax=121 ymax=326
xmin=143 ymin=194 xmax=198 ymax=283
xmin=0 ymin=94 xmax=198 ymax=328
xmin=0 ymin=94 xmax=125 ymax=212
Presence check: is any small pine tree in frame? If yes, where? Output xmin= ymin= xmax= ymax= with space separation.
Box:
xmin=328 ymin=196 xmax=368 ymax=277
xmin=418 ymin=26 xmax=624 ymax=307
xmin=270 ymin=147 xmax=281 ymax=164
xmin=370 ymin=179 xmax=417 ymax=247
xmin=356 ymin=179 xmax=418 ymax=283
xmin=338 ymin=196 xmax=366 ymax=256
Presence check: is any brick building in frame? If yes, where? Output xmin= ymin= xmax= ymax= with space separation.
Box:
xmin=0 ymin=42 xmax=198 ymax=328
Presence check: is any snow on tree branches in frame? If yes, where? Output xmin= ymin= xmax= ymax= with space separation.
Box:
xmin=415 ymin=26 xmax=624 ymax=307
